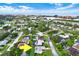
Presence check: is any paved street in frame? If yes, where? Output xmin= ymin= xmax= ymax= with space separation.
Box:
xmin=7 ymin=32 xmax=23 ymax=51
xmin=21 ymin=52 xmax=28 ymax=56
xmin=48 ymin=37 xmax=58 ymax=56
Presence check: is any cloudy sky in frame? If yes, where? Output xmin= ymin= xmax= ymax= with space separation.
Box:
xmin=0 ymin=3 xmax=79 ymax=16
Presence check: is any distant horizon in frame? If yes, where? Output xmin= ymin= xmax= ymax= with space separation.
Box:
xmin=0 ymin=14 xmax=79 ymax=17
xmin=0 ymin=3 xmax=79 ymax=16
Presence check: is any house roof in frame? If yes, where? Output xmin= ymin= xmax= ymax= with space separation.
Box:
xmin=22 ymin=36 xmax=30 ymax=42
xmin=76 ymin=40 xmax=79 ymax=43
xmin=35 ymin=40 xmax=44 ymax=45
xmin=37 ymin=32 xmax=43 ymax=36
xmin=59 ymin=34 xmax=69 ymax=39
xmin=73 ymin=43 xmax=79 ymax=50
xmin=25 ymin=36 xmax=30 ymax=40
xmin=57 ymin=37 xmax=64 ymax=43
xmin=68 ymin=47 xmax=79 ymax=55
xmin=0 ymin=39 xmax=8 ymax=46
xmin=35 ymin=46 xmax=45 ymax=54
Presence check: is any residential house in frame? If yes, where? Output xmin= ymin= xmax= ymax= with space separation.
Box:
xmin=68 ymin=47 xmax=79 ymax=55
xmin=34 ymin=46 xmax=45 ymax=54
xmin=59 ymin=34 xmax=69 ymax=39
xmin=58 ymin=34 xmax=70 ymax=43
xmin=0 ymin=39 xmax=8 ymax=48
xmin=35 ymin=46 xmax=50 ymax=54
xmin=22 ymin=36 xmax=30 ymax=44
xmin=35 ymin=39 xmax=44 ymax=46
xmin=68 ymin=41 xmax=79 ymax=55
xmin=36 ymin=32 xmax=44 ymax=36
xmin=73 ymin=43 xmax=79 ymax=51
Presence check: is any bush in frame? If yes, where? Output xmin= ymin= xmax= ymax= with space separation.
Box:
xmin=3 ymin=26 xmax=11 ymax=30
xmin=11 ymin=33 xmax=18 ymax=38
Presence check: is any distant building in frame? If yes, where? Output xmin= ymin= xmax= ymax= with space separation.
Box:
xmin=27 ymin=15 xmax=37 ymax=20
xmin=43 ymin=16 xmax=62 ymax=20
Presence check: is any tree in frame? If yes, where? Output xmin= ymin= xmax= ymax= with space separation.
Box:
xmin=53 ymin=15 xmax=58 ymax=17
xmin=11 ymin=33 xmax=18 ymax=38
xmin=0 ymin=32 xmax=10 ymax=41
xmin=10 ymin=47 xmax=22 ymax=56
xmin=66 ymin=39 xmax=74 ymax=47
xmin=10 ymin=43 xmax=22 ymax=56
xmin=0 ymin=20 xmax=4 ymax=25
xmin=52 ymin=36 xmax=59 ymax=43
xmin=37 ymin=20 xmax=47 ymax=32
xmin=60 ymin=50 xmax=70 ymax=56
xmin=3 ymin=26 xmax=11 ymax=30
xmin=56 ymin=43 xmax=63 ymax=50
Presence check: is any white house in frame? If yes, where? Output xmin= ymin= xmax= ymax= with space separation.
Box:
xmin=35 ymin=40 xmax=44 ymax=46
xmin=36 ymin=32 xmax=43 ymax=36
xmin=35 ymin=46 xmax=45 ymax=54
xmin=44 ymin=17 xmax=61 ymax=20
xmin=0 ymin=39 xmax=8 ymax=46
xmin=59 ymin=34 xmax=69 ymax=39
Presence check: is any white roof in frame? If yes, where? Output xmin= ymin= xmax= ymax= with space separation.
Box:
xmin=59 ymin=34 xmax=69 ymax=38
xmin=35 ymin=40 xmax=44 ymax=45
xmin=0 ymin=39 xmax=8 ymax=46
xmin=17 ymin=28 xmax=21 ymax=30
xmin=28 ymin=27 xmax=32 ymax=31
xmin=3 ymin=24 xmax=11 ymax=26
xmin=35 ymin=46 xmax=45 ymax=54
xmin=25 ymin=36 xmax=30 ymax=40
xmin=37 ymin=32 xmax=43 ymax=36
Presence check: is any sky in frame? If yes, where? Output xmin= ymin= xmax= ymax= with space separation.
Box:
xmin=0 ymin=3 xmax=79 ymax=16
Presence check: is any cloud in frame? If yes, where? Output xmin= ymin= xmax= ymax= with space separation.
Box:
xmin=0 ymin=5 xmax=31 ymax=15
xmin=54 ymin=3 xmax=63 ymax=7
xmin=56 ymin=3 xmax=77 ymax=10
xmin=19 ymin=6 xmax=33 ymax=10
xmin=0 ymin=5 xmax=79 ymax=16
xmin=0 ymin=6 xmax=15 ymax=13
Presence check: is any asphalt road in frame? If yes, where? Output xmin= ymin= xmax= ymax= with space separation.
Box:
xmin=48 ymin=37 xmax=58 ymax=56
xmin=7 ymin=32 xmax=23 ymax=51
